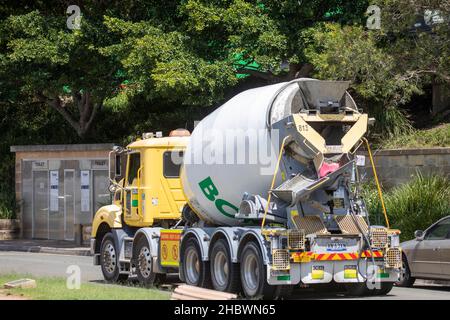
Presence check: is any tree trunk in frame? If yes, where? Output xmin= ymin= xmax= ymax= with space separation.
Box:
xmin=38 ymin=91 xmax=102 ymax=139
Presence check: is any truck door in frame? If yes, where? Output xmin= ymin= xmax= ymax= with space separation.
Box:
xmin=124 ymin=152 xmax=142 ymax=221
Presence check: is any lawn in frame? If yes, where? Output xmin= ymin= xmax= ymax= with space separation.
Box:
xmin=0 ymin=273 xmax=170 ymax=300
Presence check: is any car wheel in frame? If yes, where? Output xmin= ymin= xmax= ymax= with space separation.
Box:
xmin=395 ymin=255 xmax=415 ymax=287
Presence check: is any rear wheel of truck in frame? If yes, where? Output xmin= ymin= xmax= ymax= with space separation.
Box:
xmin=373 ymin=282 xmax=394 ymax=295
xmin=210 ymin=239 xmax=241 ymax=293
xmin=240 ymin=241 xmax=276 ymax=299
xmin=345 ymin=281 xmax=394 ymax=296
xmin=182 ymin=237 xmax=212 ymax=288
xmin=344 ymin=282 xmax=371 ymax=296
xmin=135 ymin=236 xmax=165 ymax=287
xmin=100 ymin=232 xmax=128 ymax=283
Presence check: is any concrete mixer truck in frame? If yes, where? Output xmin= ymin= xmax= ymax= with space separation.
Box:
xmin=90 ymin=79 xmax=402 ymax=299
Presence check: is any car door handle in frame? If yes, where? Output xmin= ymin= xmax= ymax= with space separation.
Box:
xmin=433 ymin=247 xmax=440 ymax=251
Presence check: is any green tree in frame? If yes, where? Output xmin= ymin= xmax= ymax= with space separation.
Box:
xmin=99 ymin=0 xmax=370 ymax=105
xmin=0 ymin=10 xmax=122 ymax=138
xmin=301 ymin=1 xmax=449 ymax=137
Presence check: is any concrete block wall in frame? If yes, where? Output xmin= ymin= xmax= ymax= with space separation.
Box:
xmin=358 ymin=147 xmax=450 ymax=188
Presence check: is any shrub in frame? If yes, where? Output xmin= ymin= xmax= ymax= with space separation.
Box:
xmin=360 ymin=173 xmax=450 ymax=241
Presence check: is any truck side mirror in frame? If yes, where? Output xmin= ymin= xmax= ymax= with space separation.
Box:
xmin=414 ymin=230 xmax=424 ymax=240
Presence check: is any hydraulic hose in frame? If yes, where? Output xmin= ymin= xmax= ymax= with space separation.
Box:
xmin=349 ymin=200 xmax=377 ymax=281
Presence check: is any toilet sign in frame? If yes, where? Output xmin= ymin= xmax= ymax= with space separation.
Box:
xmin=81 ymin=170 xmax=90 ymax=212
xmin=50 ymin=171 xmax=59 ymax=211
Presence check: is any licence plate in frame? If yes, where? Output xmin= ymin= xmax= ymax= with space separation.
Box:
xmin=326 ymin=243 xmax=347 ymax=252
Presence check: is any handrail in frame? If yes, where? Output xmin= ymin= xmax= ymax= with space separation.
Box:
xmin=136 ymin=166 xmax=143 ymax=218
xmin=261 ymin=136 xmax=289 ymax=235
xmin=362 ymin=137 xmax=390 ymax=228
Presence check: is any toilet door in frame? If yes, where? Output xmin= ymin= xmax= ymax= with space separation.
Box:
xmin=32 ymin=171 xmax=49 ymax=239
xmin=64 ymin=170 xmax=75 ymax=240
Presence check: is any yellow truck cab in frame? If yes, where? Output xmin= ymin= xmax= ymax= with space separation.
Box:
xmin=91 ymin=129 xmax=189 ymax=283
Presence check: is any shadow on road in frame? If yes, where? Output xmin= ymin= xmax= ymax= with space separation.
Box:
xmin=412 ymin=285 xmax=450 ymax=292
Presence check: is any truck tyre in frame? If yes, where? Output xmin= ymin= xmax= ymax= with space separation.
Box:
xmin=182 ymin=237 xmax=212 ymax=288
xmin=395 ymin=255 xmax=415 ymax=287
xmin=100 ymin=232 xmax=128 ymax=282
xmin=210 ymin=239 xmax=241 ymax=293
xmin=135 ymin=236 xmax=165 ymax=287
xmin=373 ymin=282 xmax=394 ymax=295
xmin=240 ymin=241 xmax=275 ymax=299
xmin=274 ymin=285 xmax=294 ymax=300
xmin=344 ymin=282 xmax=371 ymax=297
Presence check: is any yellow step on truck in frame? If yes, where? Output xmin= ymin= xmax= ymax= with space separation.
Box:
xmin=91 ymin=79 xmax=403 ymax=299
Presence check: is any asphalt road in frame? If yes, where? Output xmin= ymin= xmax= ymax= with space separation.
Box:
xmin=1 ymin=251 xmax=449 ymax=300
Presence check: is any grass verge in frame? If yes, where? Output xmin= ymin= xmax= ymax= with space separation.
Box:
xmin=0 ymin=273 xmax=170 ymax=300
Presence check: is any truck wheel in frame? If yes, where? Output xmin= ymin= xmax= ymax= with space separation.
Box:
xmin=373 ymin=282 xmax=394 ymax=295
xmin=344 ymin=282 xmax=371 ymax=297
xmin=135 ymin=236 xmax=165 ymax=287
xmin=395 ymin=255 xmax=415 ymax=287
xmin=240 ymin=241 xmax=274 ymax=299
xmin=210 ymin=239 xmax=241 ymax=293
xmin=100 ymin=232 xmax=128 ymax=282
xmin=274 ymin=284 xmax=294 ymax=300
xmin=182 ymin=237 xmax=212 ymax=288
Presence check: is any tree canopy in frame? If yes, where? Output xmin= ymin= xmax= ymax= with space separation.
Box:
xmin=1 ymin=1 xmax=447 ymax=138
xmin=0 ymin=0 xmax=449 ymax=217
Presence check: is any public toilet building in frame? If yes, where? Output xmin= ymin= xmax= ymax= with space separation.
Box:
xmin=11 ymin=144 xmax=115 ymax=242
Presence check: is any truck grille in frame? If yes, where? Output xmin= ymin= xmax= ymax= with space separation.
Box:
xmin=288 ymin=230 xmax=305 ymax=250
xmin=272 ymin=250 xmax=290 ymax=270
xmin=385 ymin=247 xmax=402 ymax=269
xmin=370 ymin=228 xmax=388 ymax=248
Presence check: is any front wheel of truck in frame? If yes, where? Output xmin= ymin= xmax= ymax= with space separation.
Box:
xmin=100 ymin=232 xmax=128 ymax=283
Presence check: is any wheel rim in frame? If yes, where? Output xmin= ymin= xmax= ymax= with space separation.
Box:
xmin=243 ymin=250 xmax=259 ymax=296
xmin=185 ymin=247 xmax=200 ymax=284
xmin=102 ymin=242 xmax=116 ymax=274
xmin=213 ymin=251 xmax=229 ymax=288
xmin=138 ymin=246 xmax=152 ymax=278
